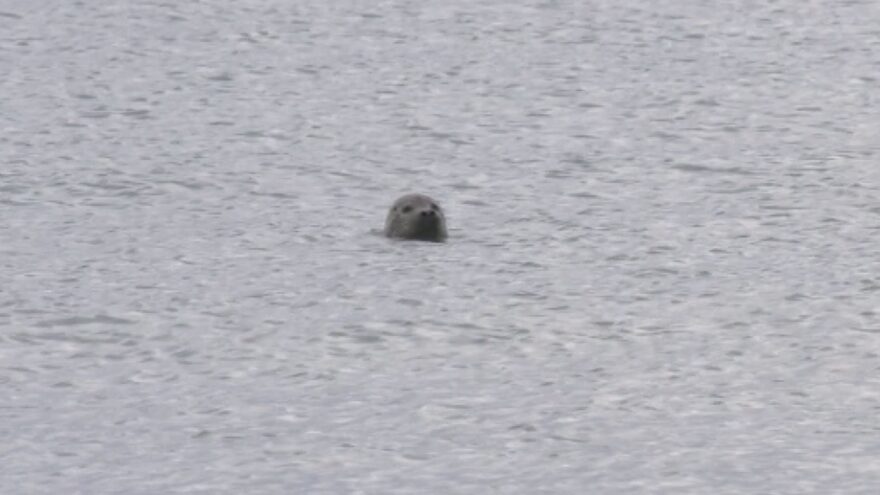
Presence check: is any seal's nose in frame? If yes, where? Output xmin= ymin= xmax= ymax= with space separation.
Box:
xmin=420 ymin=210 xmax=436 ymax=218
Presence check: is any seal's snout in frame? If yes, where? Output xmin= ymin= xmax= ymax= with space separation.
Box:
xmin=420 ymin=209 xmax=437 ymax=218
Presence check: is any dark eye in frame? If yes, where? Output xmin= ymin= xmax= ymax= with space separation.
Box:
xmin=402 ymin=206 xmax=413 ymax=213
xmin=430 ymin=203 xmax=438 ymax=210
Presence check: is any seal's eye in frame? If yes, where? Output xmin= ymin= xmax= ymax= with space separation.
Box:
xmin=401 ymin=205 xmax=413 ymax=213
xmin=430 ymin=203 xmax=438 ymax=210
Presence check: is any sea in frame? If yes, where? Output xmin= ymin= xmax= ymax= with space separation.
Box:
xmin=2 ymin=1 xmax=879 ymax=493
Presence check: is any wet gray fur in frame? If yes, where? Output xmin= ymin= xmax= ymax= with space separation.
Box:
xmin=384 ymin=194 xmax=447 ymax=242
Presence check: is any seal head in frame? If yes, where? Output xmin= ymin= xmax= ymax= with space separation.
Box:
xmin=384 ymin=194 xmax=447 ymax=242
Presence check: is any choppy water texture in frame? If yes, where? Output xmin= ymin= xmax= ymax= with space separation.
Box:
xmin=3 ymin=1 xmax=880 ymax=493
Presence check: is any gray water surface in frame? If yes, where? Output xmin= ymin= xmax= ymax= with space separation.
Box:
xmin=3 ymin=1 xmax=880 ymax=494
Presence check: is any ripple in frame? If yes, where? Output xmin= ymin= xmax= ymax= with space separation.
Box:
xmin=672 ymin=164 xmax=755 ymax=175
xmin=35 ymin=314 xmax=136 ymax=328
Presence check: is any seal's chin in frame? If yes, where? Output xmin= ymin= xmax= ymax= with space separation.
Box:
xmin=410 ymin=217 xmax=443 ymax=241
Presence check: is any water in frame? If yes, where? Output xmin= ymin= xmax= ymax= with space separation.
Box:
xmin=2 ymin=1 xmax=879 ymax=493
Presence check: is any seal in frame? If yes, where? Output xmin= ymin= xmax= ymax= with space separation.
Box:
xmin=384 ymin=193 xmax=447 ymax=242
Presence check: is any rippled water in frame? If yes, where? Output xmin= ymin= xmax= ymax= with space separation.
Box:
xmin=3 ymin=1 xmax=880 ymax=493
